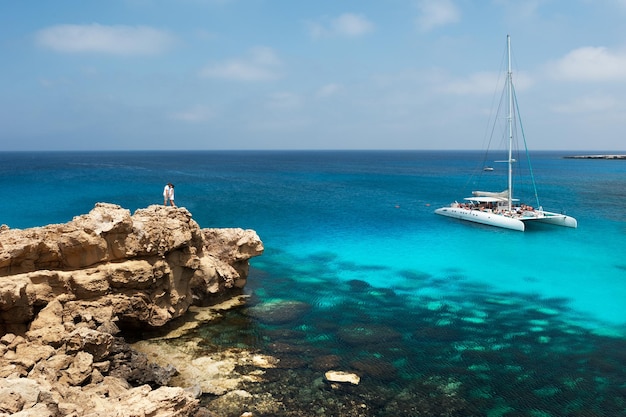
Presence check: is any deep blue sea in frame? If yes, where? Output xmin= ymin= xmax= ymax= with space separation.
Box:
xmin=1 ymin=150 xmax=625 ymax=416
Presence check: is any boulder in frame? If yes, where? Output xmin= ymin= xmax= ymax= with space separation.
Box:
xmin=324 ymin=370 xmax=361 ymax=385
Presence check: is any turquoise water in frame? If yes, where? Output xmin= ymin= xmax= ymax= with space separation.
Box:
xmin=1 ymin=150 xmax=625 ymax=415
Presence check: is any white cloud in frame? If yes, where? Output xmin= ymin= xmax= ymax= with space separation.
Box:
xmin=332 ymin=13 xmax=374 ymax=37
xmin=548 ymin=46 xmax=626 ymax=81
xmin=316 ymin=83 xmax=343 ymax=98
xmin=439 ymin=71 xmax=499 ymax=95
xmin=493 ymin=0 xmax=542 ymax=19
xmin=551 ymin=95 xmax=619 ymax=114
xmin=613 ymin=0 xmax=626 ymax=10
xmin=439 ymin=71 xmax=533 ymax=95
xmin=308 ymin=13 xmax=374 ymax=39
xmin=199 ymin=46 xmax=282 ymax=81
xmin=415 ymin=0 xmax=460 ymax=32
xmin=38 ymin=77 xmax=71 ymax=88
xmin=265 ymin=92 xmax=302 ymax=110
xmin=35 ymin=24 xmax=175 ymax=55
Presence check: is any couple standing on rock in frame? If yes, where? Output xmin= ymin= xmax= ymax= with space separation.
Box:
xmin=163 ymin=183 xmax=176 ymax=206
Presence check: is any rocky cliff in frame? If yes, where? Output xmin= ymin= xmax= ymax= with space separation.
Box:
xmin=0 ymin=203 xmax=264 ymax=416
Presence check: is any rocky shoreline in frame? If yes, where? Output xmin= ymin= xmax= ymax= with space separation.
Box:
xmin=0 ymin=203 xmax=266 ymax=416
xmin=563 ymin=154 xmax=626 ymax=159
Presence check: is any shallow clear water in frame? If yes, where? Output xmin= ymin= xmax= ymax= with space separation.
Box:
xmin=1 ymin=150 xmax=625 ymax=416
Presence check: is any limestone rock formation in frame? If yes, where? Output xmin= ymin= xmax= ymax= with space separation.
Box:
xmin=0 ymin=203 xmax=263 ymax=333
xmin=0 ymin=203 xmax=264 ymax=416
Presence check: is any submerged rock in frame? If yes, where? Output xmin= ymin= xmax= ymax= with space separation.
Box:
xmin=383 ymin=376 xmax=469 ymax=416
xmin=246 ymin=299 xmax=311 ymax=324
xmin=336 ymin=324 xmax=402 ymax=346
xmin=324 ymin=370 xmax=361 ymax=385
xmin=310 ymin=354 xmax=342 ymax=371
xmin=205 ymin=389 xmax=282 ymax=417
xmin=350 ymin=357 xmax=397 ymax=381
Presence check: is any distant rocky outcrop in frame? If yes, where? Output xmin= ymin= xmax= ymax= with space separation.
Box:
xmin=563 ymin=154 xmax=626 ymax=159
xmin=0 ymin=203 xmax=264 ymax=416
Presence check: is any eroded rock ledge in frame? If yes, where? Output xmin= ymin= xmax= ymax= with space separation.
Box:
xmin=0 ymin=203 xmax=264 ymax=416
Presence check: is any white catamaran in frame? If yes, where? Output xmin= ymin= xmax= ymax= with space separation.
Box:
xmin=435 ymin=35 xmax=577 ymax=232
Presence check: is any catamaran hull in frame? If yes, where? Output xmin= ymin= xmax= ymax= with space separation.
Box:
xmin=434 ymin=207 xmax=526 ymax=231
xmin=435 ymin=207 xmax=578 ymax=231
xmin=522 ymin=211 xmax=578 ymax=228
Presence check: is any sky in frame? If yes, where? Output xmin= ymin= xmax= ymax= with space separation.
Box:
xmin=2 ymin=0 xmax=626 ymax=151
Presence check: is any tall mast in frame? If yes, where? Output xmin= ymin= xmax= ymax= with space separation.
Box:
xmin=506 ymin=34 xmax=513 ymax=212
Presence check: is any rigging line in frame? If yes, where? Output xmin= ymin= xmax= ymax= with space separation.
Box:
xmin=467 ymin=69 xmax=508 ymax=192
xmin=512 ymin=84 xmax=541 ymax=209
xmin=479 ymin=44 xmax=509 ymax=172
xmin=480 ymin=47 xmax=508 ymax=164
xmin=463 ymin=40 xmax=510 ymax=193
